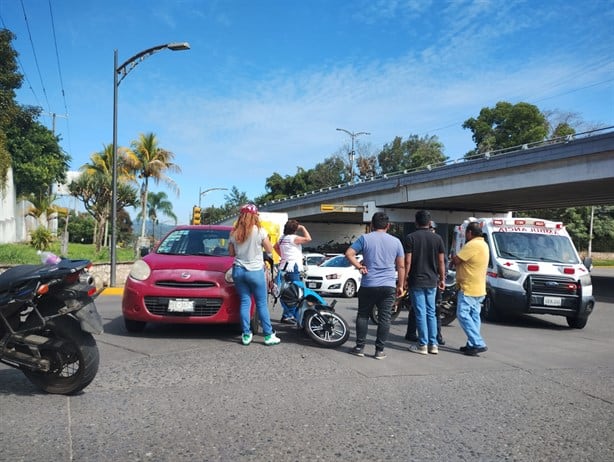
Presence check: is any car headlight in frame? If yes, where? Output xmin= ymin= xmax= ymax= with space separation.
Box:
xmin=225 ymin=268 xmax=234 ymax=283
xmin=129 ymin=259 xmax=151 ymax=281
xmin=325 ymin=273 xmax=341 ymax=280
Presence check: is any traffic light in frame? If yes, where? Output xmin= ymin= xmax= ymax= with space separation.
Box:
xmin=192 ymin=206 xmax=201 ymax=225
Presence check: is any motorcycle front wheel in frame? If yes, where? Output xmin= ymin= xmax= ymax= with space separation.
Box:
xmin=304 ymin=310 xmax=350 ymax=348
xmin=22 ymin=316 xmax=99 ymax=395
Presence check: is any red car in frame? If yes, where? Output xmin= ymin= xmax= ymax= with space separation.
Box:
xmin=122 ymin=225 xmax=260 ymax=333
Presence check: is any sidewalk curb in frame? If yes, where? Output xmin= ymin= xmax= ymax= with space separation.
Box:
xmin=101 ymin=287 xmax=124 ymax=296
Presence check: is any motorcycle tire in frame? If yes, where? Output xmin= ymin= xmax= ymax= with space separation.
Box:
xmin=438 ymin=303 xmax=457 ymax=327
xmin=22 ymin=316 xmax=100 ymax=395
xmin=438 ymin=287 xmax=458 ymax=327
xmin=370 ymin=296 xmax=407 ymax=325
xmin=304 ymin=310 xmax=350 ymax=348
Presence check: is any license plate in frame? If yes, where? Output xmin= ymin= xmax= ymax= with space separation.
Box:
xmin=168 ymin=299 xmax=195 ymax=312
xmin=307 ymin=282 xmax=317 ymax=289
xmin=543 ymin=296 xmax=562 ymax=307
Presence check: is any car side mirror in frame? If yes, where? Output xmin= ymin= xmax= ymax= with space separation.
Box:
xmin=583 ymin=257 xmax=593 ymax=272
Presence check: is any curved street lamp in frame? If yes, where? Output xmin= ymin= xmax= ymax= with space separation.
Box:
xmin=336 ymin=128 xmax=370 ymax=182
xmin=110 ymin=42 xmax=190 ymax=287
xmin=199 ymin=187 xmax=228 ymax=209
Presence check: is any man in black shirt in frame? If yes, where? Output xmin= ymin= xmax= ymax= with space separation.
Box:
xmin=403 ymin=211 xmax=446 ymax=355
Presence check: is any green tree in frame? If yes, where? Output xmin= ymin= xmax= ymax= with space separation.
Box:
xmin=67 ymin=212 xmax=95 ymax=244
xmin=225 ymin=186 xmax=249 ymax=212
xmin=76 ymin=145 xmax=137 ymax=251
xmin=69 ymin=170 xmax=136 ymax=252
xmin=258 ymin=154 xmax=348 ymax=203
xmin=24 ymin=193 xmax=65 ymax=229
xmin=138 ymin=191 xmax=177 ymax=238
xmin=378 ymin=136 xmax=406 ymax=173
xmin=6 ymin=105 xmax=69 ymax=198
xmin=125 ymin=132 xmax=181 ymax=239
xmin=462 ymin=101 xmax=549 ymax=157
xmin=378 ymin=134 xmax=447 ymax=173
xmin=0 ymin=28 xmax=24 ymax=193
xmin=309 ymin=155 xmax=347 ymax=187
xmin=518 ymin=206 xmax=614 ymax=252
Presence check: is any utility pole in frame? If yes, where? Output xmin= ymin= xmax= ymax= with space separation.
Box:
xmin=336 ymin=128 xmax=370 ymax=182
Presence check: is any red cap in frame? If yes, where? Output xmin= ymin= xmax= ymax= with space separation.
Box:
xmin=240 ymin=203 xmax=258 ymax=214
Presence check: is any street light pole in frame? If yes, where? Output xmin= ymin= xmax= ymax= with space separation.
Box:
xmin=199 ymin=187 xmax=228 ymax=209
xmin=336 ymin=128 xmax=370 ymax=182
xmin=110 ymin=42 xmax=190 ymax=287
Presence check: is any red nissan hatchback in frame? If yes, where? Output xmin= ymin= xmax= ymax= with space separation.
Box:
xmin=122 ymin=225 xmax=260 ymax=333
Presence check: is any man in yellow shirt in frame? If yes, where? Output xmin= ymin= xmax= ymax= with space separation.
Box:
xmin=451 ymin=221 xmax=489 ymax=356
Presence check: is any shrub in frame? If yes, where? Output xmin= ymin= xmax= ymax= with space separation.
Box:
xmin=29 ymin=227 xmax=55 ymax=251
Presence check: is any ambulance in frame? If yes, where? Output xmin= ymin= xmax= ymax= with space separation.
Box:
xmin=452 ymin=217 xmax=595 ymax=329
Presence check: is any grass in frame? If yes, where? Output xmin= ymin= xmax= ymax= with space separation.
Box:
xmin=593 ymin=259 xmax=614 ymax=267
xmin=0 ymin=242 xmax=136 ymax=265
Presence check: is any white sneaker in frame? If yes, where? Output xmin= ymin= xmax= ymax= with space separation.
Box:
xmin=408 ymin=344 xmax=428 ymax=355
xmin=264 ymin=333 xmax=281 ymax=346
xmin=242 ymin=333 xmax=253 ymax=345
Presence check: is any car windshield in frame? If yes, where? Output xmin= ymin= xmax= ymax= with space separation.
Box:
xmin=492 ymin=232 xmax=579 ymax=264
xmin=320 ymin=255 xmax=352 ymax=268
xmin=156 ymin=229 xmax=231 ymax=256
xmin=304 ymin=255 xmax=325 ymax=266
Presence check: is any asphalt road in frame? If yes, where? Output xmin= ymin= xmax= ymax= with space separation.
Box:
xmin=1 ymin=270 xmax=613 ymax=461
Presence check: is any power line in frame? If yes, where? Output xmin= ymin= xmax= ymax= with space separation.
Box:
xmin=47 ymin=0 xmax=72 ymax=154
xmin=20 ymin=0 xmax=51 ymax=113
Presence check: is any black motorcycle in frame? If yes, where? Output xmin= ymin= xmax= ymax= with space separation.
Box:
xmin=0 ymin=258 xmax=103 ymax=395
xmin=370 ymin=270 xmax=458 ymax=327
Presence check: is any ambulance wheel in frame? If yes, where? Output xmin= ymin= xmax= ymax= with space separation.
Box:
xmin=481 ymin=293 xmax=500 ymax=322
xmin=566 ymin=316 xmax=587 ymax=329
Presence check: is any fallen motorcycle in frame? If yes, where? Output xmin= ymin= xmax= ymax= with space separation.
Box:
xmin=370 ymin=270 xmax=458 ymax=327
xmin=0 ymin=256 xmax=103 ymax=395
xmin=272 ymin=270 xmax=350 ymax=348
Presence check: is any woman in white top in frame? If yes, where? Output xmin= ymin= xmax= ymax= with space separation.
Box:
xmin=274 ymin=220 xmax=312 ymax=323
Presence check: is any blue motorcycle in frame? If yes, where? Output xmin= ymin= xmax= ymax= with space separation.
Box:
xmin=272 ymin=269 xmax=350 ymax=348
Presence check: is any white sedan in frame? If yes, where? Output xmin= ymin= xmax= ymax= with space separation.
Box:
xmin=304 ymin=254 xmax=362 ymax=298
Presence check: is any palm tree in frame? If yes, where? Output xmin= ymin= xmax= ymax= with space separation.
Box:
xmin=24 ymin=193 xmax=64 ymax=228
xmin=78 ymin=144 xmax=137 ymax=251
xmin=136 ymin=191 xmax=177 ymax=239
xmin=125 ymin=133 xmax=181 ymax=239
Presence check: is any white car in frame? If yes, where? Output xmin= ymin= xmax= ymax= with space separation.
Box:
xmin=302 ymin=252 xmax=326 ymax=269
xmin=304 ymin=254 xmax=363 ymax=298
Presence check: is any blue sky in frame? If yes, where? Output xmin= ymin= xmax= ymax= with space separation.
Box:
xmin=1 ymin=0 xmax=612 ymax=224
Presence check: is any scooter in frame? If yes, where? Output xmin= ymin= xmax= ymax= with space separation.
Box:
xmin=0 ymin=256 xmax=103 ymax=395
xmin=271 ymin=269 xmax=350 ymax=348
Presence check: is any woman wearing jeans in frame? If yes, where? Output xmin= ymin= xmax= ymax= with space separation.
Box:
xmin=229 ymin=203 xmax=280 ymax=346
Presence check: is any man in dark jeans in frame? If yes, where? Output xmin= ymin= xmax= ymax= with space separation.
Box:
xmin=345 ymin=212 xmax=405 ymax=359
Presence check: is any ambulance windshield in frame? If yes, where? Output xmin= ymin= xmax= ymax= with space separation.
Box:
xmin=492 ymin=232 xmax=579 ymax=264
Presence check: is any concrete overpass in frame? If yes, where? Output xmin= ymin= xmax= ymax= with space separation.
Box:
xmin=260 ymin=127 xmax=614 ymax=227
